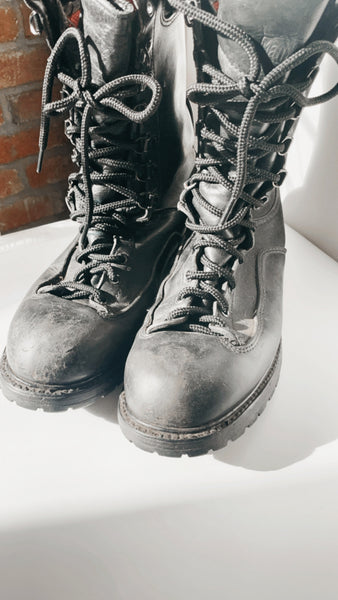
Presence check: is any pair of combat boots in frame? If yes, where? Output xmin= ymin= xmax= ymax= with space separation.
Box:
xmin=0 ymin=0 xmax=337 ymax=456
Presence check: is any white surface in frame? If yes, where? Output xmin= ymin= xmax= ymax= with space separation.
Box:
xmin=0 ymin=221 xmax=338 ymax=599
xmin=281 ymin=54 xmax=338 ymax=260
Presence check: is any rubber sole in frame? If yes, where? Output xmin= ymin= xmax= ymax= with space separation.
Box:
xmin=0 ymin=351 xmax=122 ymax=412
xmin=118 ymin=345 xmax=282 ymax=457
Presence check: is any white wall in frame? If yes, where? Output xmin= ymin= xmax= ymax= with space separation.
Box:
xmin=282 ymin=54 xmax=338 ymax=261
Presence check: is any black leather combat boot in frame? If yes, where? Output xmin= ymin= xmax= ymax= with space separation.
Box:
xmin=0 ymin=0 xmax=193 ymax=410
xmin=119 ymin=0 xmax=338 ymax=455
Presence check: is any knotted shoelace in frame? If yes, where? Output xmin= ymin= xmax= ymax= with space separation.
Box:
xmin=165 ymin=0 xmax=338 ymax=335
xmin=37 ymin=26 xmax=162 ymax=302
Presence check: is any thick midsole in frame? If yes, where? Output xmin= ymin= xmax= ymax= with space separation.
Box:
xmin=118 ymin=344 xmax=282 ymax=456
xmin=0 ymin=351 xmax=121 ymax=411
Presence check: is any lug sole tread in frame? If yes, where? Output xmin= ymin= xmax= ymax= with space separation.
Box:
xmin=118 ymin=344 xmax=281 ymax=457
xmin=0 ymin=351 xmax=120 ymax=412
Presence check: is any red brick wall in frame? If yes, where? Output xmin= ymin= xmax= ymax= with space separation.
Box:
xmin=0 ymin=0 xmax=71 ymax=234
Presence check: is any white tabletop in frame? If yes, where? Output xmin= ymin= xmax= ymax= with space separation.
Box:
xmin=0 ymin=221 xmax=337 ymax=600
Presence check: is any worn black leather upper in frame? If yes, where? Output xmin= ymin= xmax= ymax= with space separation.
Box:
xmin=3 ymin=0 xmax=194 ymax=393
xmin=124 ymin=190 xmax=285 ymax=427
xmin=122 ymin=0 xmax=338 ymax=432
xmin=7 ymin=210 xmax=183 ymax=386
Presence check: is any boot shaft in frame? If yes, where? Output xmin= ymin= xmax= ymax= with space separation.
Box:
xmin=120 ymin=0 xmax=338 ymax=457
xmin=187 ymin=0 xmax=337 ymax=193
xmin=25 ymin=0 xmax=194 ymax=208
xmin=150 ymin=0 xmax=338 ymax=334
xmin=168 ymin=0 xmax=337 ymax=241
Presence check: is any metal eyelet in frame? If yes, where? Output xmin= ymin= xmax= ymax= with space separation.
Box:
xmin=29 ymin=11 xmax=44 ymax=36
xmin=118 ymin=253 xmax=128 ymax=264
xmin=139 ymin=49 xmax=149 ymax=66
xmin=278 ymin=136 xmax=292 ymax=156
xmin=184 ymin=0 xmax=198 ymax=26
xmin=136 ymin=171 xmax=148 ymax=183
xmin=65 ymin=190 xmax=76 ymax=213
xmin=91 ymin=271 xmax=106 ymax=290
xmin=273 ymin=169 xmax=287 ymax=188
xmin=307 ymin=66 xmax=319 ymax=81
xmin=253 ymin=194 xmax=268 ymax=211
xmin=136 ymin=207 xmax=151 ymax=223
xmin=289 ymin=105 xmax=302 ymax=121
xmin=143 ymin=135 xmax=153 ymax=153
xmin=89 ymin=297 xmax=109 ymax=313
xmin=146 ymin=1 xmax=154 ymax=17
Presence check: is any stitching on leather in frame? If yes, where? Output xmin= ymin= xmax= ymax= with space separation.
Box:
xmin=31 ymin=217 xmax=180 ymax=321
xmin=101 ymin=228 xmax=182 ymax=321
xmin=144 ymin=232 xmax=194 ymax=332
xmin=33 ymin=237 xmax=79 ymax=296
xmin=253 ymin=190 xmax=281 ymax=225
xmin=219 ymin=247 xmax=286 ymax=353
xmin=0 ymin=352 xmax=79 ymax=396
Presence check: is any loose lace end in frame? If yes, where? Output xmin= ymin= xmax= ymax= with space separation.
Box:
xmin=36 ymin=148 xmax=44 ymax=174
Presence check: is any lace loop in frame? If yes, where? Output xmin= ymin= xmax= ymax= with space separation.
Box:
xmin=37 ymin=26 xmax=162 ymax=302
xmin=165 ymin=0 xmax=338 ymax=334
xmin=238 ymin=75 xmax=254 ymax=99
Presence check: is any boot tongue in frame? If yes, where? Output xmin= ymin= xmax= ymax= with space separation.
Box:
xmin=81 ymin=0 xmax=135 ymax=85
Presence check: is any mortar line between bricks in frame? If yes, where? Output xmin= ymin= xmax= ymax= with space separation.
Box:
xmin=2 ymin=83 xmax=43 ymax=128
xmin=0 ymin=90 xmax=12 ymax=125
xmin=0 ymin=144 xmax=72 ymax=170
xmin=0 ymin=116 xmax=40 ymax=137
xmin=0 ymin=0 xmax=69 ymax=231
xmin=0 ymin=177 xmax=69 ymax=206
xmin=0 ymin=116 xmax=63 ymax=139
xmin=1 ymin=210 xmax=68 ymax=236
xmin=14 ymin=0 xmax=28 ymax=44
xmin=12 ymin=0 xmax=25 ymax=44
xmin=1 ymin=0 xmax=45 ymax=47
xmin=15 ymin=153 xmax=36 ymax=192
xmin=0 ymin=83 xmax=43 ymax=97
xmin=0 ymin=185 xmax=67 ymax=210
xmin=0 ymin=147 xmax=72 ymax=202
xmin=0 ymin=124 xmax=69 ymax=168
xmin=0 ymin=39 xmax=44 ymax=54
xmin=4 ymin=81 xmax=43 ymax=102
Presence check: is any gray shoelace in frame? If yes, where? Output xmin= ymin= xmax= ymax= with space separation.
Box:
xmin=37 ymin=26 xmax=162 ymax=303
xmin=165 ymin=0 xmax=338 ymax=335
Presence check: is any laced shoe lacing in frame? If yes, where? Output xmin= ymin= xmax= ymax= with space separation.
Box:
xmin=37 ymin=27 xmax=162 ymax=304
xmin=161 ymin=0 xmax=338 ymax=335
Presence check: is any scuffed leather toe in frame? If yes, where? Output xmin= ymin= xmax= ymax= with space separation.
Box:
xmin=124 ymin=330 xmax=274 ymax=430
xmin=6 ymin=294 xmax=124 ymax=386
